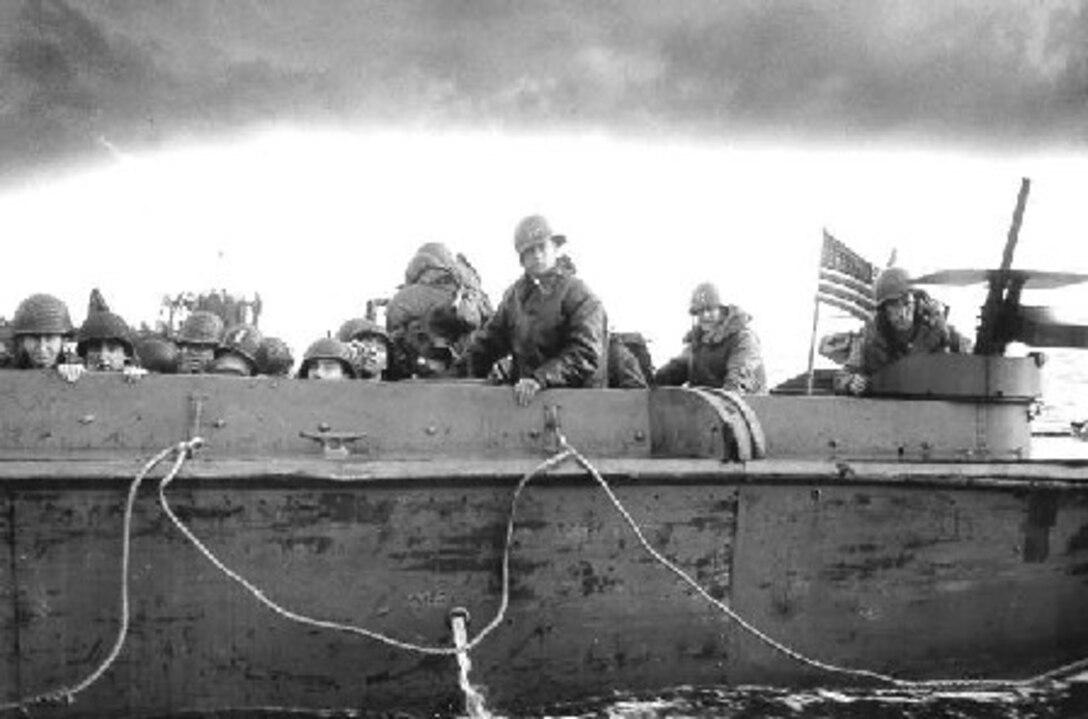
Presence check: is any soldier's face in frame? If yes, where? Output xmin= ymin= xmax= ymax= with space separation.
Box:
xmin=882 ymin=293 xmax=915 ymax=333
xmin=19 ymin=334 xmax=64 ymax=368
xmin=309 ymin=359 xmax=347 ymax=380
xmin=85 ymin=339 xmax=128 ymax=371
xmin=177 ymin=343 xmax=216 ymax=373
xmin=694 ymin=306 xmax=722 ymax=331
xmin=354 ymin=336 xmax=388 ymax=379
xmin=519 ymin=240 xmax=557 ymax=277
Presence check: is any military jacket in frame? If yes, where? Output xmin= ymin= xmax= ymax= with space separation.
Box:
xmin=460 ymin=265 xmax=607 ymax=388
xmin=654 ymin=305 xmax=767 ymax=393
xmin=848 ymin=291 xmax=969 ymax=377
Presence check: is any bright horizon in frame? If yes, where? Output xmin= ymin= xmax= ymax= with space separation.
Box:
xmin=3 ymin=126 xmax=1087 ymax=386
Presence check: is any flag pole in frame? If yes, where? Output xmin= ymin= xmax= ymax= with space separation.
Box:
xmin=805 ymin=230 xmax=825 ymax=394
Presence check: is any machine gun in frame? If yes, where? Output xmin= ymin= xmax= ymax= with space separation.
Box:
xmin=915 ymin=178 xmax=1088 ymax=356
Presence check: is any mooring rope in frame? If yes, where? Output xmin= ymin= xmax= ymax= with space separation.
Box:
xmin=552 ymin=431 xmax=1088 ymax=691
xmin=156 ymin=444 xmax=576 ymax=657
xmin=0 ymin=438 xmax=201 ymax=714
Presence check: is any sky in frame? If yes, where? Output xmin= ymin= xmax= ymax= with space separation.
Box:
xmin=2 ymin=0 xmax=1088 ymax=389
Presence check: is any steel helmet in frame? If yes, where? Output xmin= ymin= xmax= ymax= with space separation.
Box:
xmin=256 ymin=336 xmax=294 ymax=376
xmin=135 ymin=337 xmax=179 ymax=374
xmin=337 ymin=317 xmax=390 ymax=347
xmin=514 ymin=215 xmax=566 ymax=256
xmin=688 ymin=282 xmax=722 ymax=315
xmin=405 ymin=242 xmax=458 ymax=285
xmin=298 ymin=337 xmax=356 ymax=378
xmin=875 ymin=267 xmax=912 ymax=306
xmin=216 ymin=323 xmax=263 ymax=373
xmin=76 ymin=311 xmax=135 ymax=358
xmin=178 ymin=311 xmax=225 ymax=346
xmin=12 ymin=294 xmax=74 ymax=336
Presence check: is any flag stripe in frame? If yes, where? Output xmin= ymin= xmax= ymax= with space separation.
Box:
xmin=818 ymin=269 xmax=876 ymax=300
xmin=817 ymin=294 xmax=874 ymax=323
xmin=818 ymin=281 xmax=876 ymax=313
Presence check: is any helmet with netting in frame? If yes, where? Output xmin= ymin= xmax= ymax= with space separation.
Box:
xmin=178 ymin=311 xmax=225 ymax=346
xmin=77 ymin=312 xmax=135 ymax=358
xmin=12 ymin=294 xmax=74 ymax=336
xmin=135 ymin=337 xmax=179 ymax=374
xmin=256 ymin=336 xmax=294 ymax=376
xmin=216 ymin=323 xmax=263 ymax=373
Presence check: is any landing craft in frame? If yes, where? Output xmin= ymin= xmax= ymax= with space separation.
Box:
xmin=3 ymin=181 xmax=1088 ymax=717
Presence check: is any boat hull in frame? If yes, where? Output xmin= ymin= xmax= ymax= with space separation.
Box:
xmin=4 ymin=465 xmax=1088 ymax=716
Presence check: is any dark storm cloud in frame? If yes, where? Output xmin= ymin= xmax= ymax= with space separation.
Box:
xmin=1 ymin=0 xmax=1086 ymax=182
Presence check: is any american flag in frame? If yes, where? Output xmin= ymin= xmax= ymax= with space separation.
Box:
xmin=818 ymin=230 xmax=877 ymax=322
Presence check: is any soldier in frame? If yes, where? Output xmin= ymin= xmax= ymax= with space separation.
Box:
xmin=175 ymin=310 xmax=225 ymax=374
xmin=0 ymin=320 xmax=13 ymax=369
xmin=457 ymin=215 xmax=608 ymax=406
xmin=74 ymin=289 xmax=146 ymax=381
xmin=9 ymin=294 xmax=82 ymax=380
xmin=297 ymin=337 xmax=356 ymax=381
xmin=386 ymin=242 xmax=493 ymax=379
xmin=337 ymin=318 xmax=390 ymax=381
xmin=256 ymin=336 xmax=295 ymax=377
xmin=209 ymin=323 xmax=263 ymax=376
xmin=838 ymin=267 xmax=971 ymax=395
xmin=654 ymin=282 xmax=767 ymax=394
xmin=136 ymin=336 xmax=180 ymax=374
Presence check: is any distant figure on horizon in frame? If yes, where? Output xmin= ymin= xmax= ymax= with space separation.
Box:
xmin=837 ymin=267 xmax=971 ymax=396
xmin=456 ymin=214 xmax=608 ymax=406
xmin=654 ymin=282 xmax=767 ymax=394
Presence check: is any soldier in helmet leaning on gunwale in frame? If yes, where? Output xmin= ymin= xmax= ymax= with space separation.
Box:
xmin=209 ymin=323 xmax=264 ymax=377
xmin=8 ymin=293 xmax=83 ymax=381
xmin=74 ymin=289 xmax=146 ymax=381
xmin=455 ymin=214 xmax=608 ymax=407
xmin=837 ymin=267 xmax=972 ymax=396
xmin=654 ymin=282 xmax=767 ymax=394
xmin=175 ymin=310 xmax=225 ymax=374
xmin=297 ymin=337 xmax=356 ymax=381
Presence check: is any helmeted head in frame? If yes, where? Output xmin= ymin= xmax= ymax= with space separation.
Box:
xmin=77 ymin=311 xmax=135 ymax=371
xmin=688 ymin=282 xmax=723 ymax=316
xmin=875 ymin=267 xmax=912 ymax=306
xmin=514 ymin=215 xmax=566 ymax=277
xmin=215 ymin=323 xmax=263 ymax=376
xmin=12 ymin=293 xmax=73 ymax=368
xmin=256 ymin=336 xmax=294 ymax=377
xmin=298 ymin=337 xmax=356 ymax=380
xmin=337 ymin=317 xmax=390 ymax=379
xmin=875 ymin=267 xmax=915 ymax=332
xmin=176 ymin=311 xmax=224 ymax=374
xmin=136 ymin=337 xmax=179 ymax=374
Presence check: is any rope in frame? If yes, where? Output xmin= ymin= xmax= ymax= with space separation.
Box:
xmin=1 ymin=439 xmax=201 ymax=714
xmin=156 ymin=445 xmax=576 ymax=657
xmin=553 ymin=431 xmax=1088 ymax=691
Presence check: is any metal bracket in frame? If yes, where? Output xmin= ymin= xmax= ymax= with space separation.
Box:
xmin=187 ymin=394 xmax=208 ymax=447
xmin=299 ymin=425 xmax=367 ymax=459
xmin=543 ymin=404 xmax=562 ymax=452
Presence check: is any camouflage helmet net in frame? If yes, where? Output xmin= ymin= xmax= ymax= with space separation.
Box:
xmin=256 ymin=336 xmax=294 ymax=376
xmin=178 ymin=311 xmax=225 ymax=346
xmin=12 ymin=294 xmax=74 ymax=336
xmin=76 ymin=312 xmax=135 ymax=358
xmin=337 ymin=317 xmax=389 ymax=345
xmin=135 ymin=337 xmax=179 ymax=374
xmin=217 ymin=323 xmax=264 ymax=369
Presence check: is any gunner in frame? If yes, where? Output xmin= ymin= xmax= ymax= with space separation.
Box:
xmin=838 ymin=267 xmax=971 ymax=395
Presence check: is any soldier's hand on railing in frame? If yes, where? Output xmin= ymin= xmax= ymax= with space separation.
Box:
xmin=57 ymin=363 xmax=85 ymax=384
xmin=514 ymin=377 xmax=541 ymax=407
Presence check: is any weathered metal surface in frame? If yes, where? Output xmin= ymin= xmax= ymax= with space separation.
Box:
xmin=7 ymin=477 xmax=740 ymax=716
xmin=747 ymin=395 xmax=1032 ymax=461
xmin=869 ymin=353 xmax=1042 ymax=400
xmin=730 ymin=484 xmax=1088 ymax=684
xmin=1 ymin=492 xmax=16 ymax=701
xmin=0 ymin=374 xmax=653 ymax=461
